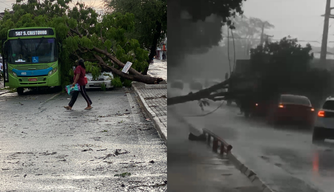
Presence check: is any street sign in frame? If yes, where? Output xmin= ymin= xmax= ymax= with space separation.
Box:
xmin=8 ymin=29 xmax=54 ymax=37
xmin=32 ymin=57 xmax=39 ymax=63
xmin=122 ymin=61 xmax=132 ymax=73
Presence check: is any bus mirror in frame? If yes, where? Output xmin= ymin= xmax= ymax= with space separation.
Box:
xmin=3 ymin=41 xmax=8 ymax=58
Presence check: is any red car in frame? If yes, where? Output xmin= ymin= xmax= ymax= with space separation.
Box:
xmin=266 ymin=94 xmax=315 ymax=126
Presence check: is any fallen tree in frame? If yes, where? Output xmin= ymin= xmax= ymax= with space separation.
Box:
xmin=0 ymin=0 xmax=164 ymax=86
xmin=169 ymin=37 xmax=334 ymax=109
xmin=168 ymin=79 xmax=230 ymax=105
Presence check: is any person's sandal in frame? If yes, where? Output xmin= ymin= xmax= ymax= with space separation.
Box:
xmin=85 ymin=106 xmax=92 ymax=110
xmin=64 ymin=106 xmax=72 ymax=110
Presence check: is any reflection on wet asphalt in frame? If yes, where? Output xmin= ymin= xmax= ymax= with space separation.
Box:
xmin=168 ymin=106 xmax=262 ymax=192
xmin=182 ymin=103 xmax=334 ymax=192
xmin=171 ymin=83 xmax=334 ymax=192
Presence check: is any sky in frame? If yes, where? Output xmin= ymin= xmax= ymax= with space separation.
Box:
xmin=0 ymin=0 xmax=105 ymax=13
xmin=1 ymin=0 xmax=331 ymax=48
xmin=242 ymin=0 xmax=332 ymax=48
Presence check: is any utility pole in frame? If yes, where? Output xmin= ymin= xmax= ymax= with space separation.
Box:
xmin=320 ymin=0 xmax=334 ymax=64
xmin=227 ymin=28 xmax=231 ymax=75
xmin=260 ymin=22 xmax=265 ymax=46
xmin=231 ymin=29 xmax=236 ymax=71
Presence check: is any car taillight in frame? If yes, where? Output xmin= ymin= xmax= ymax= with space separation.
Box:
xmin=318 ymin=110 xmax=325 ymax=117
xmin=278 ymin=104 xmax=284 ymax=108
xmin=311 ymin=108 xmax=315 ymax=112
xmin=255 ymin=103 xmax=258 ymax=107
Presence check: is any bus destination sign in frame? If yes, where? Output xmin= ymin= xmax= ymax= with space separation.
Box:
xmin=9 ymin=29 xmax=54 ymax=37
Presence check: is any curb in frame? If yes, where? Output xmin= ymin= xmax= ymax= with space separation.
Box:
xmin=227 ymin=152 xmax=275 ymax=192
xmin=145 ymin=84 xmax=167 ymax=89
xmin=0 ymin=90 xmax=10 ymax=96
xmin=132 ymin=84 xmax=167 ymax=142
xmin=199 ymin=127 xmax=275 ymax=192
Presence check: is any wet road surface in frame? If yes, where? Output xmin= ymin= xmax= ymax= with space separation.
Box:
xmin=168 ymin=105 xmax=262 ymax=192
xmin=0 ymin=89 xmax=167 ymax=191
xmin=169 ymin=82 xmax=334 ymax=192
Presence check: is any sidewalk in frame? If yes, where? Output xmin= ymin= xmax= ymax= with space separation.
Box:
xmin=0 ymin=80 xmax=10 ymax=95
xmin=132 ymin=82 xmax=167 ymax=141
xmin=131 ymin=59 xmax=167 ymax=141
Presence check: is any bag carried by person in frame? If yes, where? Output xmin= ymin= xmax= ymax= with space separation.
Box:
xmin=65 ymin=83 xmax=81 ymax=95
xmin=84 ymin=76 xmax=88 ymax=85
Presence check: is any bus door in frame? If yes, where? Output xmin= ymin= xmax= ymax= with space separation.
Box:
xmin=1 ymin=40 xmax=9 ymax=84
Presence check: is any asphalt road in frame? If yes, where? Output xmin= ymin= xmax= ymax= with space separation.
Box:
xmin=171 ymin=83 xmax=334 ymax=192
xmin=168 ymin=105 xmax=262 ymax=192
xmin=0 ymin=88 xmax=167 ymax=191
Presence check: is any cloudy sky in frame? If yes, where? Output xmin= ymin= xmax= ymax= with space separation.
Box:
xmin=0 ymin=0 xmax=104 ymax=13
xmin=1 ymin=0 xmax=333 ymax=48
xmin=242 ymin=0 xmax=332 ymax=47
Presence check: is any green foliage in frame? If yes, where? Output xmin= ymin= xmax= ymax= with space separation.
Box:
xmin=111 ymin=76 xmax=123 ymax=88
xmin=85 ymin=61 xmax=101 ymax=79
xmin=104 ymin=0 xmax=167 ymax=51
xmin=0 ymin=0 xmax=150 ymax=87
xmin=168 ymin=0 xmax=245 ymax=67
xmin=249 ymin=37 xmax=332 ymax=104
xmin=123 ymin=79 xmax=132 ymax=87
xmin=250 ymin=37 xmax=313 ymax=78
xmin=100 ymin=83 xmax=107 ymax=91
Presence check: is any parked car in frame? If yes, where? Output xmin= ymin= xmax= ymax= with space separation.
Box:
xmin=86 ymin=72 xmax=114 ymax=89
xmin=189 ymin=80 xmax=203 ymax=91
xmin=168 ymin=80 xmax=184 ymax=98
xmin=266 ymin=94 xmax=315 ymax=126
xmin=205 ymin=79 xmax=221 ymax=88
xmin=170 ymin=80 xmax=184 ymax=90
xmin=312 ymin=96 xmax=334 ymax=142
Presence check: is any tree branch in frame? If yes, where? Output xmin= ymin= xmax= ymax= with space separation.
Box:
xmin=100 ymin=26 xmax=105 ymax=44
xmin=94 ymin=54 xmax=163 ymax=84
xmin=93 ymin=46 xmax=142 ymax=76
xmin=168 ymin=80 xmax=231 ymax=105
xmin=94 ymin=54 xmax=135 ymax=80
xmin=81 ymin=25 xmax=90 ymax=36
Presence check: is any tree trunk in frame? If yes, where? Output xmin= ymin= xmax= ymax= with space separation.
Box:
xmin=94 ymin=54 xmax=163 ymax=84
xmin=142 ymin=21 xmax=162 ymax=75
xmin=168 ymin=79 xmax=230 ymax=105
xmin=68 ymin=27 xmax=164 ymax=84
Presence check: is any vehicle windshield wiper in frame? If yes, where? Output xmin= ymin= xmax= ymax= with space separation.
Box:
xmin=35 ymin=37 xmax=44 ymax=52
xmin=18 ymin=38 xmax=29 ymax=52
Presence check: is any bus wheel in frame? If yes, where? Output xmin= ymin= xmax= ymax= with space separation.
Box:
xmin=17 ymin=88 xmax=24 ymax=95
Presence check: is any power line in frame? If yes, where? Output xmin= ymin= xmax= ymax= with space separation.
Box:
xmin=223 ymin=36 xmax=320 ymax=43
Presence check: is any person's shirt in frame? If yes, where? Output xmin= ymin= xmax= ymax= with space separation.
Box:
xmin=0 ymin=63 xmax=3 ymax=71
xmin=74 ymin=65 xmax=86 ymax=86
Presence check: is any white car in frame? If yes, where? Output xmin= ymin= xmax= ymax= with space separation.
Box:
xmin=312 ymin=96 xmax=334 ymax=142
xmin=168 ymin=80 xmax=184 ymax=98
xmin=86 ymin=72 xmax=114 ymax=89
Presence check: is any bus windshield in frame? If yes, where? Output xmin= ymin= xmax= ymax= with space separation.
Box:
xmin=7 ymin=38 xmax=56 ymax=64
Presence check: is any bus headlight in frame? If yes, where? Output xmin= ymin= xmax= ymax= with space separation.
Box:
xmin=12 ymin=71 xmax=17 ymax=77
xmin=48 ymin=68 xmax=57 ymax=76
